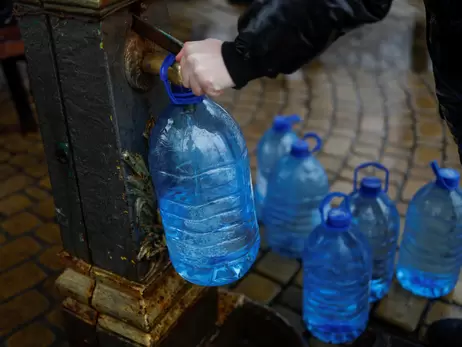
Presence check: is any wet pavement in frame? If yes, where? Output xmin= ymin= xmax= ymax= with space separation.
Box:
xmin=1 ymin=0 xmax=462 ymax=346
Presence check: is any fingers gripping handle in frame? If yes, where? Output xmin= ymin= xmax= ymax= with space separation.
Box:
xmin=160 ymin=53 xmax=203 ymax=105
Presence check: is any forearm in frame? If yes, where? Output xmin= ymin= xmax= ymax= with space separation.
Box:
xmin=222 ymin=0 xmax=393 ymax=88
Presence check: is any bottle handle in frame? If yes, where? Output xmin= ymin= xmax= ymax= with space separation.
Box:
xmin=353 ymin=161 xmax=389 ymax=193
xmin=302 ymin=132 xmax=322 ymax=154
xmin=319 ymin=192 xmax=350 ymax=226
xmin=430 ymin=160 xmax=453 ymax=190
xmin=160 ymin=53 xmax=204 ymax=105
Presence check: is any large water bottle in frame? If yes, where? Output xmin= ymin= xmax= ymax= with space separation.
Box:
xmin=396 ymin=161 xmax=462 ymax=298
xmin=262 ymin=133 xmax=329 ymax=258
xmin=148 ymin=54 xmax=260 ymax=286
xmin=303 ymin=192 xmax=372 ymax=344
xmin=255 ymin=115 xmax=301 ymax=219
xmin=348 ymin=162 xmax=399 ymax=303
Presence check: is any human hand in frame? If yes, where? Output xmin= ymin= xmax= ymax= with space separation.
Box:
xmin=176 ymin=38 xmax=235 ymax=97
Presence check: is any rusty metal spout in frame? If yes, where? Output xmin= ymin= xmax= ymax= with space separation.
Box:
xmin=142 ymin=53 xmax=183 ymax=86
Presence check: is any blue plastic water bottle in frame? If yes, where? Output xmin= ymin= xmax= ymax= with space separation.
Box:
xmin=255 ymin=115 xmax=301 ymax=219
xmin=348 ymin=162 xmax=399 ymax=302
xmin=397 ymin=161 xmax=462 ymax=298
xmin=303 ymin=192 xmax=372 ymax=344
xmin=148 ymin=54 xmax=260 ymax=286
xmin=263 ymin=132 xmax=329 ymax=258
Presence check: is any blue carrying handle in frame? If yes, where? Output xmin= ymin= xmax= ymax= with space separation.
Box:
xmin=160 ymin=53 xmax=204 ymax=105
xmin=353 ymin=161 xmax=389 ymax=193
xmin=319 ymin=192 xmax=350 ymax=226
xmin=302 ymin=132 xmax=323 ymax=154
xmin=430 ymin=160 xmax=452 ymax=190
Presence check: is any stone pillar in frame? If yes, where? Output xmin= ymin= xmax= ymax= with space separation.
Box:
xmin=14 ymin=0 xmax=217 ymax=345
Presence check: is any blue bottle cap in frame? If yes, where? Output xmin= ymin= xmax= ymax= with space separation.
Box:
xmin=290 ymin=133 xmax=322 ymax=158
xmin=437 ymin=168 xmax=460 ymax=190
xmin=326 ymin=208 xmax=351 ymax=229
xmin=431 ymin=161 xmax=460 ymax=190
xmin=272 ymin=115 xmax=301 ymax=132
xmin=359 ymin=176 xmax=382 ymax=197
xmin=353 ymin=161 xmax=389 ymax=195
xmin=290 ymin=139 xmax=310 ymax=158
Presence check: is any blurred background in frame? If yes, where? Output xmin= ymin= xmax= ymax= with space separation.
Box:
xmin=1 ymin=0 xmax=461 ymax=346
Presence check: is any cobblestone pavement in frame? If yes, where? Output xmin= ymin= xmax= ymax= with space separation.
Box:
xmin=1 ymin=0 xmax=462 ymax=346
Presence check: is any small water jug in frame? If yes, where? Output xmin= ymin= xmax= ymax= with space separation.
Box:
xmin=256 ymin=115 xmax=300 ymax=219
xmin=262 ymin=133 xmax=329 ymax=258
xmin=303 ymin=192 xmax=372 ymax=344
xmin=348 ymin=162 xmax=399 ymax=302
xmin=397 ymin=161 xmax=462 ymax=298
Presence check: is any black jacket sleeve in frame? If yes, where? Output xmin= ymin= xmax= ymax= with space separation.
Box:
xmin=222 ymin=0 xmax=393 ymax=88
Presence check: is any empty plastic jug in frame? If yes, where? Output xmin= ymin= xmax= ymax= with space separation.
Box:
xmin=262 ymin=133 xmax=329 ymax=258
xmin=148 ymin=54 xmax=260 ymax=286
xmin=397 ymin=161 xmax=462 ymax=298
xmin=348 ymin=162 xmax=399 ymax=302
xmin=303 ymin=192 xmax=372 ymax=344
xmin=255 ymin=115 xmax=300 ymax=219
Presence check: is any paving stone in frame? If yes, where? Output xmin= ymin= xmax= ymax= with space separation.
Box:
xmin=323 ymin=137 xmax=352 ymax=157
xmin=3 ymin=138 xmax=31 ymax=154
xmin=256 ymin=252 xmax=300 ymax=284
xmin=425 ymin=301 xmax=462 ymax=324
xmin=0 ymin=164 xmax=15 ymax=180
xmin=417 ymin=121 xmax=443 ymax=139
xmin=317 ymin=154 xmax=343 ymax=173
xmin=294 ymin=269 xmax=303 ymax=287
xmin=339 ymin=167 xmax=355 ymax=182
xmin=9 ymin=154 xmax=39 ymax=169
xmin=279 ymin=286 xmax=303 ymax=313
xmin=0 ymin=290 xmax=50 ymax=336
xmin=38 ymin=246 xmax=64 ymax=271
xmin=382 ymin=156 xmax=408 ymax=174
xmin=414 ymin=146 xmax=442 ymax=166
xmin=40 ymin=275 xmax=62 ymax=301
xmin=0 ymin=194 xmax=32 ymax=216
xmin=0 ymin=150 xmax=11 ymax=162
xmin=330 ymin=180 xmax=352 ymax=195
xmin=1 ymin=212 xmax=41 ymax=236
xmin=272 ymin=305 xmax=305 ymax=334
xmin=396 ymin=202 xmax=408 ymax=217
xmin=25 ymin=187 xmax=50 ymax=201
xmin=409 ymin=166 xmax=434 ymax=180
xmin=353 ymin=144 xmax=380 ymax=159
xmin=347 ymin=155 xmax=375 ymax=169
xmin=32 ymin=197 xmax=56 ymax=219
xmin=24 ymin=163 xmax=49 ymax=178
xmin=0 ymin=237 xmax=42 ymax=271
xmin=0 ymin=175 xmax=31 ymax=199
xmin=39 ymin=177 xmax=52 ymax=190
xmin=0 ymin=262 xmax=47 ymax=301
xmin=233 ymin=273 xmax=281 ymax=304
xmin=402 ymin=178 xmax=428 ymax=202
xmin=35 ymin=223 xmax=61 ymax=244
xmin=375 ymin=280 xmax=428 ymax=332
xmin=46 ymin=307 xmax=64 ymax=331
xmin=6 ymin=322 xmax=55 ymax=347
xmin=444 ymin=273 xmax=462 ymax=306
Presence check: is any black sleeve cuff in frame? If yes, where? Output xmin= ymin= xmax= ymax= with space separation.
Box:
xmin=221 ymin=41 xmax=263 ymax=89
